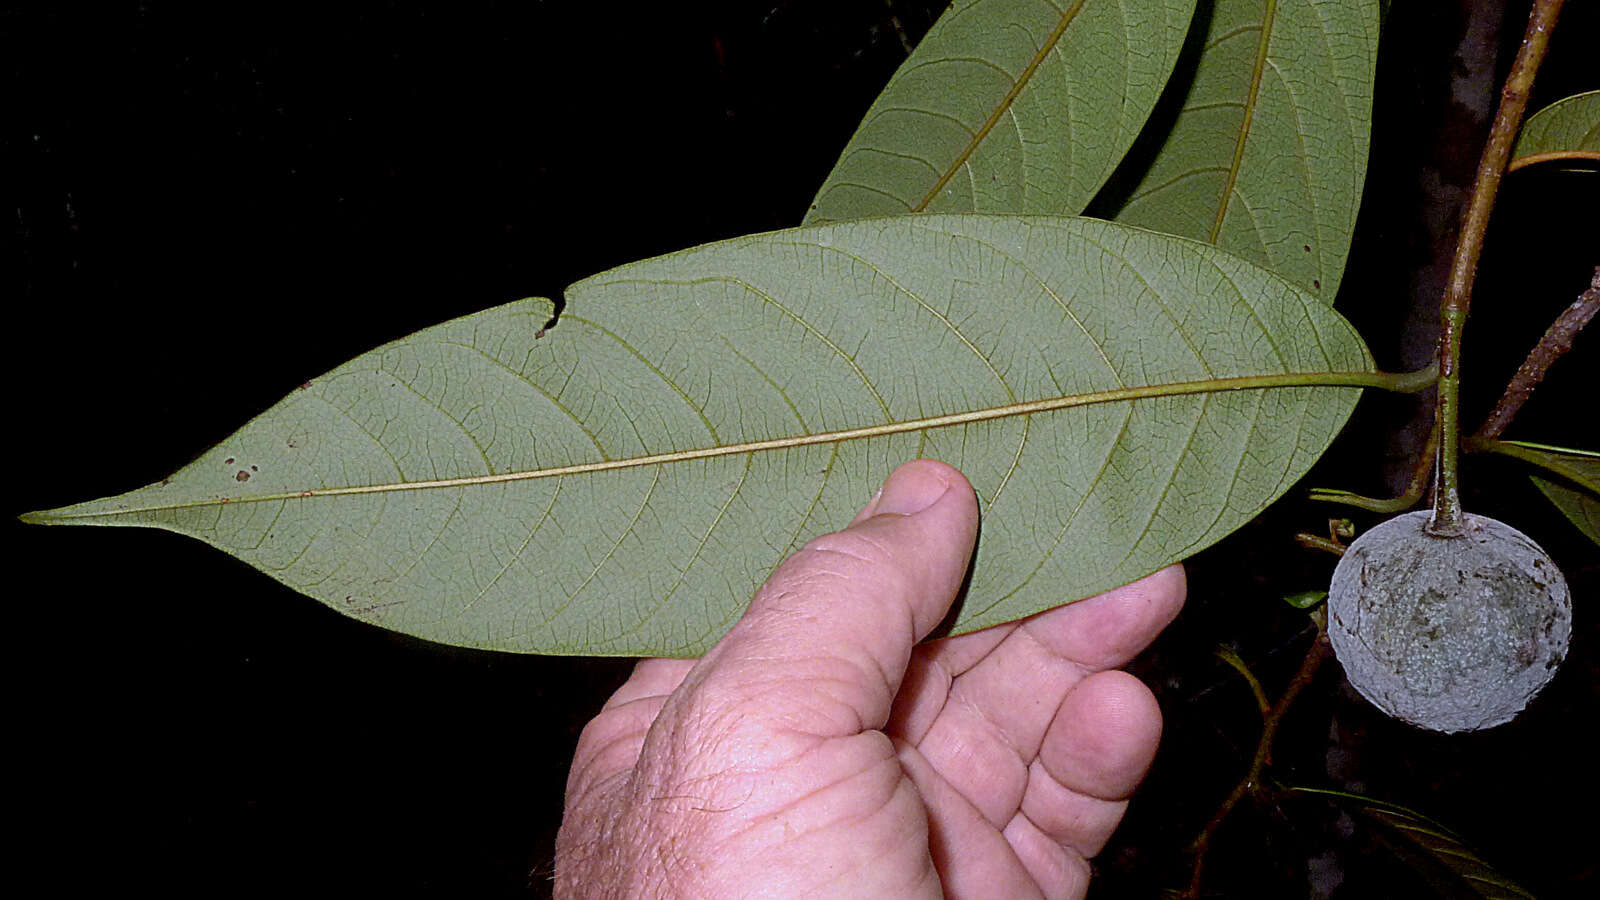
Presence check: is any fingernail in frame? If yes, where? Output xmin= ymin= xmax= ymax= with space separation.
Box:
xmin=874 ymin=463 xmax=952 ymax=516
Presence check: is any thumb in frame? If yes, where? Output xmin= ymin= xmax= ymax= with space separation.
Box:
xmin=692 ymin=459 xmax=979 ymax=737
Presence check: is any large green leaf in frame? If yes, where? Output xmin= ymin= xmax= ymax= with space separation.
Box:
xmin=1511 ymin=90 xmax=1600 ymax=169
xmin=26 ymin=216 xmax=1373 ymax=656
xmin=1109 ymin=0 xmax=1378 ymax=303
xmin=804 ymin=0 xmax=1197 ymax=223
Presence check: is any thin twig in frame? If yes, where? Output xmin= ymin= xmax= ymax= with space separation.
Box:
xmin=1431 ymin=0 xmax=1566 ymax=535
xmin=1474 ymin=267 xmax=1600 ymax=439
xmin=1181 ymin=625 xmax=1335 ymax=899
xmin=1308 ymin=415 xmax=1439 ymax=513
xmin=1215 ymin=648 xmax=1272 ymax=718
xmin=1293 ymin=533 xmax=1347 ymax=555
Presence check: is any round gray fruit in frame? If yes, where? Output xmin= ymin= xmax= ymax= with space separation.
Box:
xmin=1327 ymin=510 xmax=1571 ymax=733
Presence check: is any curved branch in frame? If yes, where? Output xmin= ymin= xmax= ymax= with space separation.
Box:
xmin=1475 ymin=267 xmax=1600 ymax=439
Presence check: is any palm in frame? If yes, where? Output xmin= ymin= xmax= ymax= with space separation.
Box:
xmin=562 ymin=567 xmax=1181 ymax=900
xmin=884 ymin=570 xmax=1178 ymax=898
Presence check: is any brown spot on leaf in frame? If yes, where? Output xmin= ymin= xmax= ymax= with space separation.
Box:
xmin=224 ymin=457 xmax=235 ymax=465
xmin=299 ymin=381 xmax=313 ymax=390
xmin=236 ymin=470 xmax=250 ymax=482
xmin=251 ymin=465 xmax=259 ymax=472
xmin=1313 ymin=280 xmax=1322 ymax=290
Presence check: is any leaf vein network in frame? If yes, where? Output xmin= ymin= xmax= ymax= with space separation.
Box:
xmin=608 ymin=452 xmax=756 ymax=648
xmin=564 ymin=311 xmax=721 ymax=446
xmin=376 ymin=364 xmax=497 ymax=476
xmin=1072 ymin=229 xmax=1213 ymax=378
xmin=978 ymin=397 xmax=1138 ymax=619
xmin=370 ymin=487 xmax=467 ymax=608
xmin=838 ymin=145 xmax=943 ymax=178
xmin=598 ymin=275 xmax=893 ymax=426
xmin=459 ymin=479 xmax=568 ymax=622
xmin=442 ymin=339 xmax=609 ymax=460
xmin=1104 ymin=389 xmax=1213 ymax=577
xmin=302 ymin=389 xmax=407 ymax=479
xmin=548 ymin=467 xmax=664 ymax=627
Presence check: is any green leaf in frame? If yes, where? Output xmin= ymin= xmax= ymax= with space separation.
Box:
xmin=1463 ymin=439 xmax=1600 ymax=545
xmin=1288 ymin=787 xmax=1539 ymax=900
xmin=1282 ymin=589 xmax=1326 ymax=609
xmin=26 ymin=215 xmax=1374 ymax=657
xmin=1511 ymin=90 xmax=1600 ymax=169
xmin=1108 ymin=0 xmax=1379 ymax=303
xmin=804 ymin=0 xmax=1198 ymax=223
xmin=1465 ymin=438 xmax=1600 ymax=494
xmin=1532 ymin=476 xmax=1600 ymax=547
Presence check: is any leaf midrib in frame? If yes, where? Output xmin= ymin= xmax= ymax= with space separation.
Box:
xmin=911 ymin=0 xmax=1090 ymax=212
xmin=1507 ymin=149 xmax=1600 ymax=171
xmin=29 ymin=369 xmax=1396 ymax=522
xmin=1209 ymin=0 xmax=1279 ymax=242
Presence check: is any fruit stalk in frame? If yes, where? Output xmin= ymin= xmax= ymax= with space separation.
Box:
xmin=1432 ymin=0 xmax=1565 ymax=536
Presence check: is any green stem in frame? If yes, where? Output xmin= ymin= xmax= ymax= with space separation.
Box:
xmin=1431 ymin=0 xmax=1565 ymax=536
xmin=1309 ymin=410 xmax=1439 ymax=513
xmin=1214 ymin=647 xmax=1272 ymax=718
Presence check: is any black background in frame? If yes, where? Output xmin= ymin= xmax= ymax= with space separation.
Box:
xmin=7 ymin=2 xmax=1596 ymax=897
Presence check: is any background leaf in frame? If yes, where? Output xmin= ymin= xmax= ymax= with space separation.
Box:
xmin=1289 ymin=787 xmax=1540 ymax=900
xmin=1106 ymin=0 xmax=1379 ymax=303
xmin=28 ymin=215 xmax=1372 ymax=656
xmin=1282 ymin=588 xmax=1326 ymax=609
xmin=1464 ymin=439 xmax=1600 ymax=546
xmin=804 ymin=0 xmax=1197 ymax=223
xmin=1531 ymin=476 xmax=1600 ymax=546
xmin=1511 ymin=90 xmax=1600 ymax=169
xmin=1465 ymin=439 xmax=1600 ymax=493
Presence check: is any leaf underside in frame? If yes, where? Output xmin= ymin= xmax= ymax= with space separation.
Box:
xmin=1512 ymin=89 xmax=1600 ymax=165
xmin=1532 ymin=476 xmax=1600 ymax=546
xmin=804 ymin=0 xmax=1198 ymax=224
xmin=1490 ymin=441 xmax=1600 ymax=493
xmin=29 ymin=215 xmax=1371 ymax=656
xmin=1507 ymin=442 xmax=1600 ymax=547
xmin=1470 ymin=440 xmax=1600 ymax=546
xmin=1108 ymin=0 xmax=1379 ymax=303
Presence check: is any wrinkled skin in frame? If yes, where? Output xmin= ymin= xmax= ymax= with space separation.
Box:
xmin=556 ymin=460 xmax=1185 ymax=899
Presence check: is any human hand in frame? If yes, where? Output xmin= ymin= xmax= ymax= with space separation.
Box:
xmin=555 ymin=460 xmax=1185 ymax=899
